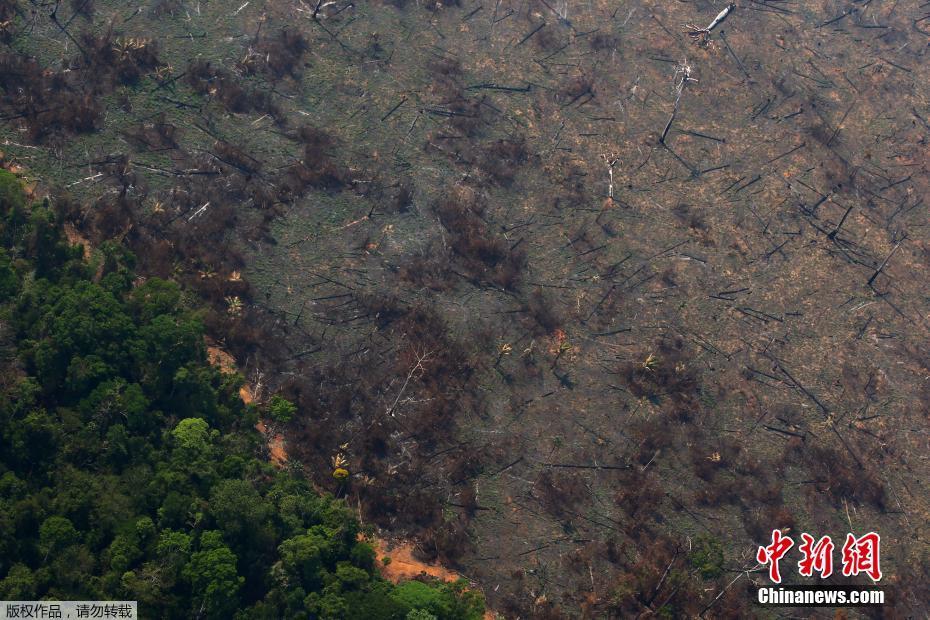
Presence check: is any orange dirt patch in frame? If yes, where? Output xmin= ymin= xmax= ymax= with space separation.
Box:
xmin=205 ymin=340 xmax=286 ymax=465
xmin=239 ymin=383 xmax=253 ymax=404
xmin=205 ymin=341 xmax=256 ymax=404
xmin=266 ymin=431 xmax=288 ymax=466
xmin=370 ymin=538 xmax=495 ymax=619
xmin=371 ymin=538 xmax=463 ymax=583
xmin=63 ymin=223 xmax=93 ymax=260
xmin=206 ymin=341 xmax=238 ymax=373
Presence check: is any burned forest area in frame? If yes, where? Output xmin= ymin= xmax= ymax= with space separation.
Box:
xmin=1 ymin=0 xmax=929 ymax=617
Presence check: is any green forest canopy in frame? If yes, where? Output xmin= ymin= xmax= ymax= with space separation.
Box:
xmin=0 ymin=169 xmax=484 ymax=620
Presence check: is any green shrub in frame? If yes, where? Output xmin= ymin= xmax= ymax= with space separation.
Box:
xmin=689 ymin=535 xmax=725 ymax=579
xmin=267 ymin=394 xmax=297 ymax=423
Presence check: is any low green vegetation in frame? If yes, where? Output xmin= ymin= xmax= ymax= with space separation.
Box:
xmin=688 ymin=535 xmax=725 ymax=580
xmin=266 ymin=394 xmax=298 ymax=424
xmin=0 ymin=172 xmax=484 ymax=620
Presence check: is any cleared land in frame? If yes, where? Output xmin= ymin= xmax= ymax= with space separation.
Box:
xmin=3 ymin=0 xmax=929 ymax=616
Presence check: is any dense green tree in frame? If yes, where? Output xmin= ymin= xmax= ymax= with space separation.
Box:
xmin=0 ymin=180 xmax=486 ymax=619
xmin=0 ymin=169 xmax=25 ymax=212
xmin=22 ymin=280 xmax=136 ymax=396
xmin=97 ymin=240 xmax=136 ymax=294
xmin=128 ymin=277 xmax=182 ymax=323
xmin=6 ymin=407 xmax=60 ymax=471
xmin=0 ymin=248 xmax=16 ymax=297
xmin=183 ymin=531 xmax=244 ymax=619
xmin=38 ymin=516 xmax=79 ymax=560
xmin=391 ymin=580 xmax=454 ymax=618
xmin=171 ymin=418 xmax=213 ymax=454
xmin=0 ymin=169 xmax=28 ymax=247
xmin=0 ymin=563 xmax=37 ymax=599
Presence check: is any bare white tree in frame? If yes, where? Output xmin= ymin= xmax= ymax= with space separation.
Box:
xmin=386 ymin=349 xmax=433 ymax=418
xmin=600 ymin=153 xmax=620 ymax=201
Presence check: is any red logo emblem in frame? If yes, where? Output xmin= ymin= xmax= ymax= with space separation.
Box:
xmin=841 ymin=532 xmax=882 ymax=582
xmin=798 ymin=533 xmax=834 ymax=578
xmin=757 ymin=529 xmax=794 ymax=584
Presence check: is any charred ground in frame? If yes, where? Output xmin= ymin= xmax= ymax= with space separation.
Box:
xmin=2 ymin=0 xmax=929 ymax=617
